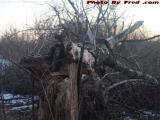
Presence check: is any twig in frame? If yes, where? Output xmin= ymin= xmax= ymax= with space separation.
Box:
xmin=107 ymin=79 xmax=143 ymax=91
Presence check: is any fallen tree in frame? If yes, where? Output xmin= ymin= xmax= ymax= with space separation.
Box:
xmin=18 ymin=1 xmax=160 ymax=120
xmin=19 ymin=31 xmax=159 ymax=120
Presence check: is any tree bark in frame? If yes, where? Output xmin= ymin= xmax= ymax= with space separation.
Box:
xmin=68 ymin=63 xmax=79 ymax=120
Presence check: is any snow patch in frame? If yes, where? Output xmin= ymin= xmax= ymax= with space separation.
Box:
xmin=0 ymin=93 xmax=39 ymax=113
xmin=10 ymin=105 xmax=33 ymax=112
xmin=0 ymin=58 xmax=11 ymax=66
xmin=2 ymin=93 xmax=14 ymax=100
xmin=123 ymin=116 xmax=135 ymax=120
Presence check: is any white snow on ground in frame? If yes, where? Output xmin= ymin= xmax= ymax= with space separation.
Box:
xmin=10 ymin=104 xmax=38 ymax=112
xmin=11 ymin=99 xmax=27 ymax=105
xmin=0 ymin=59 xmax=10 ymax=65
xmin=13 ymin=94 xmax=25 ymax=99
xmin=0 ymin=93 xmax=39 ymax=112
xmin=10 ymin=105 xmax=33 ymax=112
xmin=2 ymin=93 xmax=14 ymax=100
xmin=123 ymin=116 xmax=136 ymax=120
xmin=123 ymin=111 xmax=160 ymax=120
xmin=0 ymin=57 xmax=11 ymax=66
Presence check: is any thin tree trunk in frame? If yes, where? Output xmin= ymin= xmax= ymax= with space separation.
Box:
xmin=1 ymin=95 xmax=7 ymax=120
xmin=68 ymin=63 xmax=79 ymax=120
xmin=31 ymin=75 xmax=35 ymax=120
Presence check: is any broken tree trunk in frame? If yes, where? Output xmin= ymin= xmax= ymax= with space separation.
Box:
xmin=68 ymin=63 xmax=79 ymax=120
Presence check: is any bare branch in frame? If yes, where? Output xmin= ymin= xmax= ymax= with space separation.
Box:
xmin=124 ymin=34 xmax=160 ymax=42
xmin=100 ymin=55 xmax=158 ymax=84
xmin=107 ymin=21 xmax=144 ymax=48
xmin=107 ymin=79 xmax=143 ymax=91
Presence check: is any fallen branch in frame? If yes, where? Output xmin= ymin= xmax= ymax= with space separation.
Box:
xmin=122 ymin=34 xmax=160 ymax=42
xmin=107 ymin=79 xmax=143 ymax=91
xmin=100 ymin=55 xmax=158 ymax=84
xmin=107 ymin=21 xmax=144 ymax=48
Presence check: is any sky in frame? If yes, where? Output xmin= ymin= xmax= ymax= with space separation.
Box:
xmin=0 ymin=0 xmax=160 ymax=36
xmin=0 ymin=0 xmax=52 ymax=34
xmin=117 ymin=2 xmax=160 ymax=35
